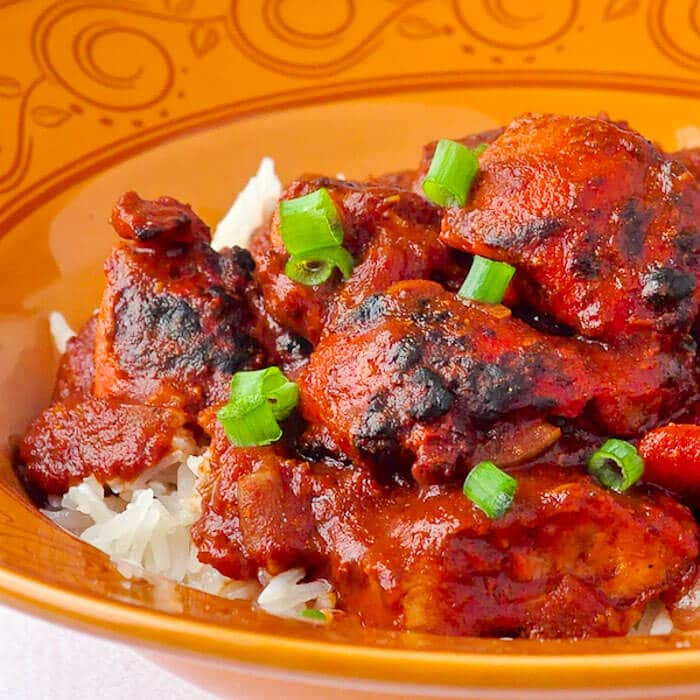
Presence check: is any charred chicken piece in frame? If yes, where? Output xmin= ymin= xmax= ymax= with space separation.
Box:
xmin=298 ymin=280 xmax=599 ymax=485
xmin=93 ymin=193 xmax=264 ymax=417
xmin=441 ymin=114 xmax=700 ymax=340
xmin=299 ymin=280 xmax=696 ymax=484
xmin=250 ymin=177 xmax=465 ymax=345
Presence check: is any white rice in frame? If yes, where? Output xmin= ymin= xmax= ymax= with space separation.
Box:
xmin=44 ymin=157 xmax=334 ymax=622
xmin=42 ymin=156 xmax=692 ymax=635
xmin=211 ymin=156 xmax=281 ymax=251
xmin=48 ymin=311 xmax=76 ymax=354
xmin=629 ymin=600 xmax=674 ymax=636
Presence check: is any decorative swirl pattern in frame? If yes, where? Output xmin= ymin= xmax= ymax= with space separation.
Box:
xmin=648 ymin=0 xmax=700 ymax=72
xmin=452 ymin=0 xmax=579 ymax=50
xmin=36 ymin=8 xmax=175 ymax=111
xmin=5 ymin=0 xmax=700 ymax=239
xmin=267 ymin=0 xmax=356 ymax=47
xmin=225 ymin=0 xmax=424 ymax=78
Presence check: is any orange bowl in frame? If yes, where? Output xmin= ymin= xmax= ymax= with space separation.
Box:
xmin=4 ymin=1 xmax=700 ymax=697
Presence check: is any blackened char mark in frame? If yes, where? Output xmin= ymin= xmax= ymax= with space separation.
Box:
xmin=568 ymin=230 xmax=603 ymax=281
xmin=389 ymin=336 xmax=423 ymax=370
xmin=352 ymin=294 xmax=388 ymax=327
xmin=484 ymin=217 xmax=561 ymax=250
xmin=407 ymin=368 xmax=454 ymax=421
xmin=676 ymin=229 xmax=700 ymax=267
xmin=410 ymin=296 xmax=452 ymax=326
xmin=227 ymin=246 xmax=255 ymax=273
xmin=278 ymin=332 xmax=313 ymax=359
xmin=642 ymin=267 xmax=697 ymax=310
xmin=619 ymin=199 xmax=651 ymax=259
xmin=353 ymin=391 xmax=400 ymax=455
xmin=459 ymin=352 xmax=533 ymax=421
xmin=511 ymin=306 xmax=575 ymax=337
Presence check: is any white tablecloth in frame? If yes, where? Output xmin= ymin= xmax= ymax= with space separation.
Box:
xmin=0 ymin=604 xmax=217 ymax=699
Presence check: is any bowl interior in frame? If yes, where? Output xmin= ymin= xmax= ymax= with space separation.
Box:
xmin=4 ymin=94 xmax=700 ymax=689
xmin=5 ymin=0 xmax=700 ymax=691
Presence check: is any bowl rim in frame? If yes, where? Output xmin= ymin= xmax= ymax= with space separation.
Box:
xmin=3 ymin=564 xmax=700 ymax=692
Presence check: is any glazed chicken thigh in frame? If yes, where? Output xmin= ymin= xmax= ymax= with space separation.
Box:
xmin=441 ymin=114 xmax=700 ymax=341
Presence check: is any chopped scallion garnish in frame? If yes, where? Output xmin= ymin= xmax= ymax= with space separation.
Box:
xmin=279 ymin=188 xmax=343 ymax=254
xmin=458 ymin=255 xmax=516 ymax=304
xmin=300 ymin=608 xmax=326 ymax=622
xmin=217 ymin=367 xmax=298 ymax=447
xmin=217 ymin=401 xmax=281 ymax=446
xmin=422 ymin=139 xmax=480 ymax=207
xmin=285 ymin=245 xmax=354 ymax=286
xmin=587 ymin=439 xmax=644 ymax=493
xmin=463 ymin=461 xmax=517 ymax=519
xmin=279 ymin=188 xmax=354 ymax=286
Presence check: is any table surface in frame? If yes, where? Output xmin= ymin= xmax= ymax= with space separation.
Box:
xmin=0 ymin=604 xmax=217 ymax=699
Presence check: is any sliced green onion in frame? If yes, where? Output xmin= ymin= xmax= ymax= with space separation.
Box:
xmin=463 ymin=461 xmax=517 ymax=519
xmin=588 ymin=439 xmax=644 ymax=493
xmin=279 ymin=188 xmax=343 ymax=255
xmin=473 ymin=142 xmax=489 ymax=156
xmin=217 ymin=401 xmax=281 ymax=447
xmin=422 ymin=139 xmax=480 ymax=207
xmin=227 ymin=367 xmax=298 ymax=420
xmin=458 ymin=255 xmax=516 ymax=304
xmin=217 ymin=367 xmax=298 ymax=447
xmin=285 ymin=246 xmax=354 ymax=286
xmin=279 ymin=188 xmax=355 ymax=286
xmin=300 ymin=608 xmax=326 ymax=622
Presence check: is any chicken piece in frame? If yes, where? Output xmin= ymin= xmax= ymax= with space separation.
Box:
xmin=639 ymin=423 xmax=700 ymax=502
xmin=93 ymin=193 xmax=264 ymax=416
xmin=299 ymin=280 xmax=695 ymax=483
xmin=111 ymin=191 xmax=211 ymax=245
xmin=193 ymin=437 xmax=699 ymax=638
xmin=20 ymin=397 xmax=185 ymax=495
xmin=51 ymin=315 xmax=96 ymax=404
xmin=441 ymin=114 xmax=700 ymax=340
xmin=250 ymin=177 xmax=465 ymax=345
xmin=192 ymin=419 xmax=324 ymax=580
xmin=299 ymin=280 xmax=599 ymax=485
